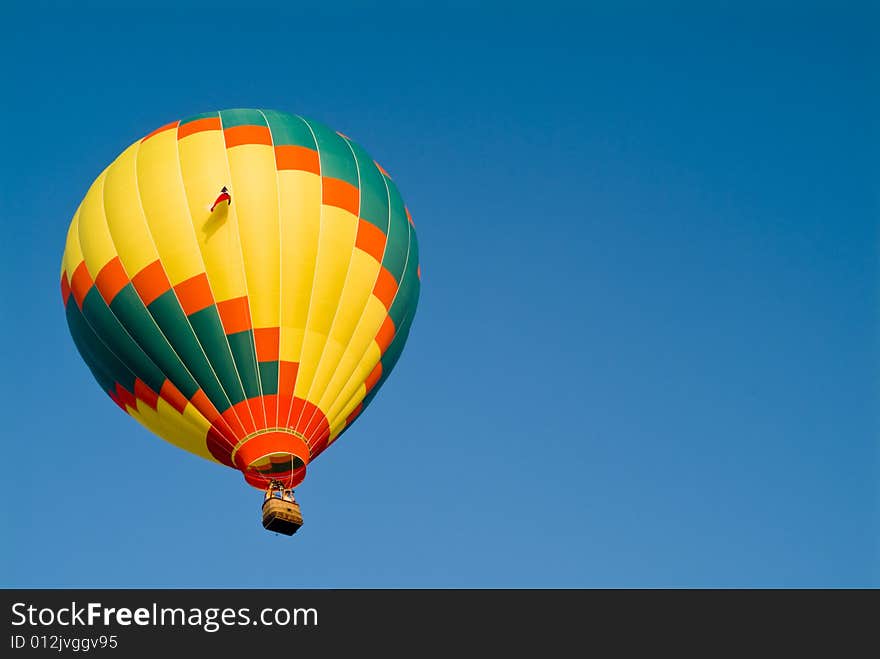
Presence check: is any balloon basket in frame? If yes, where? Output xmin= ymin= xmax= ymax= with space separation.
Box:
xmin=262 ymin=490 xmax=303 ymax=536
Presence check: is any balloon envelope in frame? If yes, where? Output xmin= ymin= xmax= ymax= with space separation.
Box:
xmin=60 ymin=109 xmax=420 ymax=489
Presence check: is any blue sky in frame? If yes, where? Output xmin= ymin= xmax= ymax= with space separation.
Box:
xmin=1 ymin=1 xmax=876 ymax=587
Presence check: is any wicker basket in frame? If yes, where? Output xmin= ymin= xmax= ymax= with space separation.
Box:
xmin=262 ymin=497 xmax=303 ymax=535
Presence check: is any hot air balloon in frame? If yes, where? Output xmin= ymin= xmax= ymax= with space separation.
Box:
xmin=60 ymin=109 xmax=420 ymax=535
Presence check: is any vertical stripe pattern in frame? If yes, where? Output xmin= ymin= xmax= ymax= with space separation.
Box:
xmin=60 ymin=109 xmax=420 ymax=489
